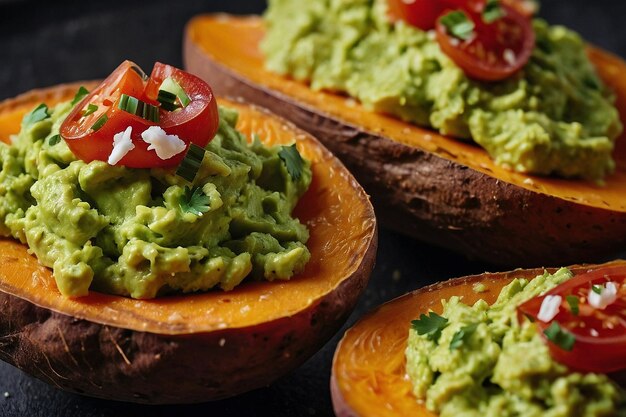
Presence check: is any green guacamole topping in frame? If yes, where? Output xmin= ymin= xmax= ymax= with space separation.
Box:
xmin=263 ymin=0 xmax=622 ymax=181
xmin=0 ymin=98 xmax=312 ymax=299
xmin=406 ymin=269 xmax=626 ymax=417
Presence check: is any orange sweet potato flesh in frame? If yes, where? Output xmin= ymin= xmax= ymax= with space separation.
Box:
xmin=330 ymin=260 xmax=626 ymax=417
xmin=0 ymin=83 xmax=377 ymax=403
xmin=184 ymin=15 xmax=626 ymax=266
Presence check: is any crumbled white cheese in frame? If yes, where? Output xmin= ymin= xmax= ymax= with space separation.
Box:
xmin=590 ymin=329 xmax=599 ymax=337
xmin=588 ymin=282 xmax=618 ymax=310
xmin=108 ymin=126 xmax=135 ymax=165
xmin=537 ymin=295 xmax=562 ymax=323
xmin=141 ymin=126 xmax=186 ymax=160
xmin=503 ymin=48 xmax=516 ymax=66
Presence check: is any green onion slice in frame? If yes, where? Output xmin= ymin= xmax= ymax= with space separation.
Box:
xmin=91 ymin=114 xmax=108 ymax=131
xmin=176 ymin=143 xmax=206 ymax=183
xmin=158 ymin=77 xmax=191 ymax=111
xmin=118 ymin=94 xmax=160 ymax=123
xmin=71 ymin=86 xmax=89 ymax=106
xmin=83 ymin=103 xmax=98 ymax=117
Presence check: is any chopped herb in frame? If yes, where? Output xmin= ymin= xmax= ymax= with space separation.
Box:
xmin=71 ymin=86 xmax=89 ymax=106
xmin=440 ymin=10 xmax=475 ymax=41
xmin=48 ymin=134 xmax=61 ymax=146
xmin=592 ymin=284 xmax=603 ymax=295
xmin=159 ymin=77 xmax=190 ymax=107
xmin=118 ymin=94 xmax=159 ymax=123
xmin=157 ymin=89 xmax=180 ymax=112
xmin=411 ymin=312 xmax=449 ymax=343
xmin=82 ymin=104 xmax=98 ymax=117
xmin=483 ymin=0 xmax=505 ymax=23
xmin=566 ymin=295 xmax=579 ymax=315
xmin=23 ymin=103 xmax=50 ymax=126
xmin=544 ymin=322 xmax=575 ymax=351
xmin=91 ymin=114 xmax=108 ymax=131
xmin=176 ymin=143 xmax=206 ymax=183
xmin=583 ymin=75 xmax=601 ymax=90
xmin=450 ymin=323 xmax=479 ymax=351
xmin=278 ymin=144 xmax=305 ymax=181
xmin=180 ymin=186 xmax=210 ymax=216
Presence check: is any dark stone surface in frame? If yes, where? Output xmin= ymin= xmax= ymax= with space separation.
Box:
xmin=0 ymin=1 xmax=624 ymax=416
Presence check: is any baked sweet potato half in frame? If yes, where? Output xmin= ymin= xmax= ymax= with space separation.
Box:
xmin=184 ymin=15 xmax=626 ymax=267
xmin=0 ymin=83 xmax=377 ymax=404
xmin=330 ymin=260 xmax=626 ymax=417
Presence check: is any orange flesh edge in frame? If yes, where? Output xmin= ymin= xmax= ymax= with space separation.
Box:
xmin=0 ymin=84 xmax=375 ymax=335
xmin=187 ymin=15 xmax=626 ymax=212
xmin=332 ymin=260 xmax=626 ymax=417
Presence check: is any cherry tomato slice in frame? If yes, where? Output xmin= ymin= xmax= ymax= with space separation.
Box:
xmin=436 ymin=5 xmax=535 ymax=81
xmin=144 ymin=62 xmax=219 ymax=159
xmin=60 ymin=61 xmax=219 ymax=169
xmin=518 ymin=266 xmax=626 ymax=373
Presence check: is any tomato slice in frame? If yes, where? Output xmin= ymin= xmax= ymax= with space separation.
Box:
xmin=60 ymin=61 xmax=219 ymax=169
xmin=518 ymin=266 xmax=626 ymax=373
xmin=435 ymin=5 xmax=535 ymax=81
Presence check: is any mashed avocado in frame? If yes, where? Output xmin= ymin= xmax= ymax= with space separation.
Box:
xmin=263 ymin=0 xmax=622 ymax=181
xmin=0 ymin=98 xmax=312 ymax=299
xmin=406 ymin=269 xmax=626 ymax=417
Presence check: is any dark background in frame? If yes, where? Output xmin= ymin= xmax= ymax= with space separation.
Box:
xmin=0 ymin=1 xmax=625 ymax=416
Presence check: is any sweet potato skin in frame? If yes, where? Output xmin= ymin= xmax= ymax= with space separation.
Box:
xmin=0 ymin=84 xmax=378 ymax=404
xmin=183 ymin=15 xmax=626 ymax=267
xmin=330 ymin=260 xmax=626 ymax=417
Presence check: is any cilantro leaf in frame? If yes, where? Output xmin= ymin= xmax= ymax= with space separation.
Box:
xmin=483 ymin=0 xmax=505 ymax=23
xmin=23 ymin=103 xmax=50 ymax=126
xmin=544 ymin=322 xmax=575 ymax=351
xmin=71 ymin=86 xmax=89 ymax=106
xmin=278 ymin=144 xmax=305 ymax=181
xmin=411 ymin=312 xmax=448 ymax=343
xmin=450 ymin=323 xmax=479 ymax=351
xmin=179 ymin=186 xmax=210 ymax=216
xmin=440 ymin=10 xmax=475 ymax=41
xmin=565 ymin=295 xmax=579 ymax=316
xmin=592 ymin=284 xmax=603 ymax=295
xmin=48 ymin=134 xmax=61 ymax=146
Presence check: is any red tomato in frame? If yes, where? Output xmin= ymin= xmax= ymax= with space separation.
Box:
xmin=518 ymin=266 xmax=626 ymax=373
xmin=436 ymin=5 xmax=535 ymax=81
xmin=60 ymin=61 xmax=219 ymax=169
xmin=387 ymin=0 xmax=451 ymax=31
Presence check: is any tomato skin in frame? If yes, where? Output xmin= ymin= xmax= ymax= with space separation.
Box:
xmin=518 ymin=266 xmax=626 ymax=374
xmin=60 ymin=61 xmax=219 ymax=169
xmin=436 ymin=5 xmax=535 ymax=81
xmin=144 ymin=62 xmax=220 ymax=167
xmin=387 ymin=0 xmax=450 ymax=31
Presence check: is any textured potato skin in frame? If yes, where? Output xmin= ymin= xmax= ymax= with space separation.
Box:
xmin=0 ymin=84 xmax=378 ymax=404
xmin=0 ymin=245 xmax=375 ymax=405
xmin=183 ymin=19 xmax=626 ymax=268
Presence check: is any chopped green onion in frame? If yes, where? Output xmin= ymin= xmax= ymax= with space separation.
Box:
xmin=91 ymin=114 xmax=108 ymax=131
xmin=24 ymin=103 xmax=50 ymax=126
xmin=71 ymin=86 xmax=89 ymax=106
xmin=118 ymin=94 xmax=160 ymax=123
xmin=544 ymin=322 xmax=575 ymax=351
xmin=566 ymin=295 xmax=579 ymax=316
xmin=483 ymin=0 xmax=505 ymax=23
xmin=159 ymin=77 xmax=190 ymax=108
xmin=440 ymin=10 xmax=475 ymax=41
xmin=157 ymin=89 xmax=180 ymax=112
xmin=176 ymin=143 xmax=206 ymax=183
xmin=83 ymin=104 xmax=98 ymax=117
xmin=592 ymin=284 xmax=603 ymax=295
xmin=48 ymin=134 xmax=61 ymax=146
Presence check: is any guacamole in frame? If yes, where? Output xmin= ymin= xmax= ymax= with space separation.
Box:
xmin=406 ymin=269 xmax=626 ymax=417
xmin=0 ymin=98 xmax=312 ymax=299
xmin=263 ymin=0 xmax=622 ymax=181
